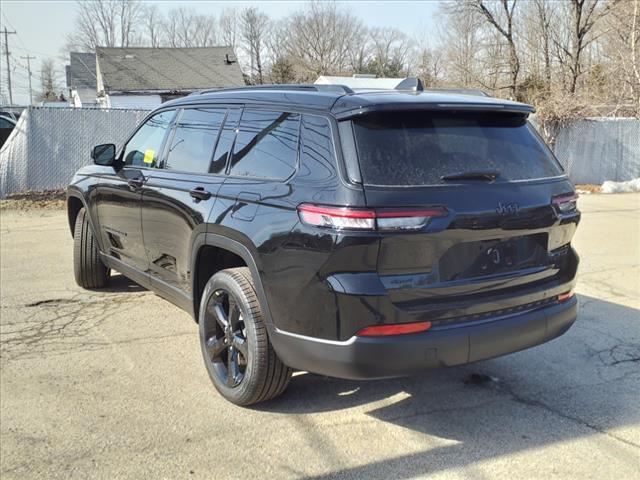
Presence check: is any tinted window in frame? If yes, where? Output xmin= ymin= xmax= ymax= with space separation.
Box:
xmin=165 ymin=108 xmax=225 ymax=173
xmin=0 ymin=117 xmax=14 ymax=128
xmin=298 ymin=115 xmax=336 ymax=183
xmin=229 ymin=110 xmax=300 ymax=179
xmin=210 ymin=109 xmax=241 ymax=174
xmin=353 ymin=112 xmax=564 ymax=186
xmin=123 ymin=110 xmax=175 ymax=168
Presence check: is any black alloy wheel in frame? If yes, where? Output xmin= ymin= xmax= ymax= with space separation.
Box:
xmin=198 ymin=267 xmax=292 ymax=406
xmin=203 ymin=289 xmax=249 ymax=388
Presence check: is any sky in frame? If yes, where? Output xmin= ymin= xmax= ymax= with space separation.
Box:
xmin=0 ymin=0 xmax=441 ymax=106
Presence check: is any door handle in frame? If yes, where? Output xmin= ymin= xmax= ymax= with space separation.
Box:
xmin=127 ymin=177 xmax=144 ymax=189
xmin=190 ymin=186 xmax=212 ymax=201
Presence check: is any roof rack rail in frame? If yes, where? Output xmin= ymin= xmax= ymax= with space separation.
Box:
xmin=192 ymin=83 xmax=355 ymax=96
xmin=424 ymin=88 xmax=490 ymax=97
xmin=395 ymin=77 xmax=425 ymax=91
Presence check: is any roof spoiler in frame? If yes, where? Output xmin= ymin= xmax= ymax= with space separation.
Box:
xmin=334 ymin=102 xmax=535 ymax=120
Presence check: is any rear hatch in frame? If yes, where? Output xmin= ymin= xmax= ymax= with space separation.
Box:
xmin=348 ymin=110 xmax=579 ymax=319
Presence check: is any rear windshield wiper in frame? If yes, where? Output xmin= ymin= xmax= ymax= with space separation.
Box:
xmin=441 ymin=170 xmax=501 ymax=181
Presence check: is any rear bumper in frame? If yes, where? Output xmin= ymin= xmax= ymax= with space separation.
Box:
xmin=269 ymin=296 xmax=577 ymax=379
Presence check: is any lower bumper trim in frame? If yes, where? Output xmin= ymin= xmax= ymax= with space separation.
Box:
xmin=269 ymin=297 xmax=577 ymax=380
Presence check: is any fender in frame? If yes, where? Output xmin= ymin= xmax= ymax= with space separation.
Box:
xmin=66 ymin=187 xmax=105 ymax=251
xmin=190 ymin=232 xmax=276 ymax=328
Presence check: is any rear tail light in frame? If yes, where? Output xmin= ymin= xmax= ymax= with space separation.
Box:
xmin=558 ymin=290 xmax=574 ymax=303
xmin=356 ymin=321 xmax=432 ymax=337
xmin=297 ymin=204 xmax=447 ymax=231
xmin=552 ymin=193 xmax=578 ymax=213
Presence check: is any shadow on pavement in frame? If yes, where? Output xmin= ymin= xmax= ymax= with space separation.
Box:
xmin=260 ymin=294 xmax=640 ymax=479
xmin=102 ymin=273 xmax=146 ymax=293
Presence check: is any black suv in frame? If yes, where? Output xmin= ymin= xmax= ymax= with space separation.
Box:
xmin=67 ymin=83 xmax=580 ymax=405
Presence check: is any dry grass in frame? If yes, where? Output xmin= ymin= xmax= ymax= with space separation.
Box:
xmin=0 ymin=190 xmax=66 ymax=211
xmin=575 ymin=184 xmax=602 ymax=194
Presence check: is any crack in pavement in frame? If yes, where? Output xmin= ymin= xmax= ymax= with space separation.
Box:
xmin=0 ymin=292 xmax=154 ymax=361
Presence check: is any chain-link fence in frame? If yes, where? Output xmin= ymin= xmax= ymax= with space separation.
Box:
xmin=552 ymin=118 xmax=640 ymax=185
xmin=1 ymin=108 xmax=638 ymax=197
xmin=0 ymin=107 xmax=150 ymax=197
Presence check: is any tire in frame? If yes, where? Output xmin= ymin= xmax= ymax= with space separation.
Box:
xmin=199 ymin=267 xmax=292 ymax=406
xmin=73 ymin=207 xmax=110 ymax=289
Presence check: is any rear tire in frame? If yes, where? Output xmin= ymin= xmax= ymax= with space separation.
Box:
xmin=73 ymin=207 xmax=110 ymax=289
xmin=199 ymin=267 xmax=292 ymax=406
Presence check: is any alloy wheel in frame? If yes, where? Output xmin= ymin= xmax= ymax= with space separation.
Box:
xmin=203 ymin=289 xmax=248 ymax=388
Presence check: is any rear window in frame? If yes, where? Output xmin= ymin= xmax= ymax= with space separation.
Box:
xmin=352 ymin=112 xmax=563 ymax=186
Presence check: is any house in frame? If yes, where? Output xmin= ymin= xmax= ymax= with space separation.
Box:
xmin=95 ymin=47 xmax=244 ymax=109
xmin=65 ymin=52 xmax=98 ymax=108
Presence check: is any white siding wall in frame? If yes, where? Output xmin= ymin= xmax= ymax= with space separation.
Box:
xmin=106 ymin=94 xmax=162 ymax=110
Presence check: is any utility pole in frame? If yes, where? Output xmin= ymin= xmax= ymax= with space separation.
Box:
xmin=1 ymin=28 xmax=17 ymax=106
xmin=20 ymin=54 xmax=35 ymax=106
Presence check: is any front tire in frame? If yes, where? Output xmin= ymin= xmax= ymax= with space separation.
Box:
xmin=199 ymin=267 xmax=292 ymax=406
xmin=73 ymin=208 xmax=110 ymax=289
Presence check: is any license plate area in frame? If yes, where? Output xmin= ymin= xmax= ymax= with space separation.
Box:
xmin=439 ymin=234 xmax=548 ymax=282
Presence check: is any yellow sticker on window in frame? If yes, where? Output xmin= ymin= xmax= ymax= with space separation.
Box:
xmin=143 ymin=149 xmax=155 ymax=164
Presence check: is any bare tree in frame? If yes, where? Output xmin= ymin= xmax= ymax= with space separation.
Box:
xmin=160 ymin=7 xmax=217 ymax=48
xmin=220 ymin=9 xmax=239 ymax=52
xmin=144 ymin=4 xmax=163 ymax=47
xmin=66 ymin=0 xmax=143 ymax=51
xmin=439 ymin=5 xmax=484 ymax=88
xmin=466 ymin=0 xmax=520 ymax=99
xmin=119 ymin=0 xmax=142 ymax=48
xmin=283 ymin=2 xmax=363 ymax=79
xmin=239 ymin=7 xmax=269 ymax=84
xmin=534 ymin=0 xmax=554 ymax=90
xmin=38 ymin=59 xmax=58 ymax=102
xmin=413 ymin=43 xmax=444 ymax=87
xmin=519 ymin=0 xmax=556 ymax=96
xmin=602 ymin=0 xmax=640 ymax=115
xmin=555 ymin=0 xmax=614 ymax=93
xmin=175 ymin=7 xmax=195 ymax=47
xmin=368 ymin=28 xmax=411 ymax=77
xmin=346 ymin=24 xmax=371 ymax=74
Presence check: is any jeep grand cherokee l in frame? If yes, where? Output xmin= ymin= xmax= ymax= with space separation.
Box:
xmin=67 ymin=83 xmax=580 ymax=406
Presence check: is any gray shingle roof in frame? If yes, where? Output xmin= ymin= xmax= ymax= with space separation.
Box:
xmin=96 ymin=47 xmax=244 ymax=92
xmin=68 ymin=52 xmax=97 ymax=89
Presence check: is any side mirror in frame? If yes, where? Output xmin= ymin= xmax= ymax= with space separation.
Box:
xmin=92 ymin=143 xmax=116 ymax=166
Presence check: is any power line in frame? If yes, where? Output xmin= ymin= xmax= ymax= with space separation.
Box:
xmin=1 ymin=27 xmax=17 ymax=106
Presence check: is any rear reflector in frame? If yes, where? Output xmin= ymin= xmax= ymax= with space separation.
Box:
xmin=558 ymin=290 xmax=574 ymax=303
xmin=552 ymin=193 xmax=578 ymax=213
xmin=356 ymin=321 xmax=432 ymax=337
xmin=297 ymin=204 xmax=447 ymax=231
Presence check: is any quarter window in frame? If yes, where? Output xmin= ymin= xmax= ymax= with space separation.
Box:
xmin=165 ymin=108 xmax=225 ymax=173
xmin=298 ymin=115 xmax=336 ymax=183
xmin=123 ymin=110 xmax=175 ymax=168
xmin=229 ymin=110 xmax=300 ymax=179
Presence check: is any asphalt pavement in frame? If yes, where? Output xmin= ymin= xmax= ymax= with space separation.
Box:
xmin=1 ymin=193 xmax=638 ymax=479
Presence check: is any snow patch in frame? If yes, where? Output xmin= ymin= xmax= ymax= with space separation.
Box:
xmin=601 ymin=178 xmax=640 ymax=193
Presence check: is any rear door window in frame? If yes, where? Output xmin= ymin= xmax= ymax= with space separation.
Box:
xmin=352 ymin=112 xmax=564 ymax=186
xmin=210 ymin=108 xmax=241 ymax=174
xmin=165 ymin=108 xmax=225 ymax=173
xmin=229 ymin=109 xmax=300 ymax=179
xmin=123 ymin=110 xmax=175 ymax=168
